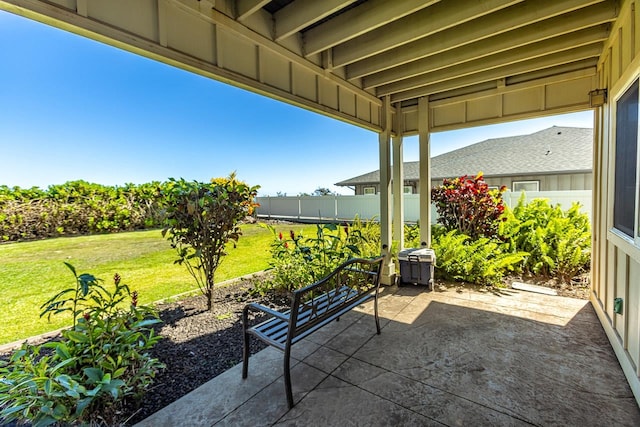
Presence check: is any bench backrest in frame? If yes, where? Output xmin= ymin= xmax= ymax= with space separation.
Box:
xmin=288 ymin=257 xmax=384 ymax=340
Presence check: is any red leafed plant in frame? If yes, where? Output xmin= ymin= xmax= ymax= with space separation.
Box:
xmin=431 ymin=172 xmax=507 ymax=239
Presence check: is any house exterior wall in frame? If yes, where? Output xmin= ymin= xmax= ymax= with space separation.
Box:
xmin=354 ymin=180 xmax=415 ymax=195
xmin=480 ymin=173 xmax=593 ymax=191
xmin=354 ymin=172 xmax=592 ymax=194
xmin=592 ymin=0 xmax=640 ymax=404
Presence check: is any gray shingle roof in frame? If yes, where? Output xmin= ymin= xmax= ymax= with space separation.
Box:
xmin=335 ymin=126 xmax=592 ymax=186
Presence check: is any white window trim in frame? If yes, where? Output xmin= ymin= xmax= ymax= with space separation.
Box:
xmin=603 ymin=71 xmax=640 ymax=249
xmin=635 ymin=124 xmax=640 ymax=247
xmin=363 ymin=186 xmax=376 ymax=195
xmin=512 ymin=180 xmax=539 ymax=192
xmin=611 ymin=76 xmax=640 ymax=246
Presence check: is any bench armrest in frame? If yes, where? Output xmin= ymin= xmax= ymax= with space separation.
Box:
xmin=243 ymin=302 xmax=290 ymax=322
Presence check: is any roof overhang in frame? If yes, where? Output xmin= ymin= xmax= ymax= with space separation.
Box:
xmin=0 ymin=0 xmax=615 ymax=134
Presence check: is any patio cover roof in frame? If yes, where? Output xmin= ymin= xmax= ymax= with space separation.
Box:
xmin=0 ymin=0 xmax=616 ymax=134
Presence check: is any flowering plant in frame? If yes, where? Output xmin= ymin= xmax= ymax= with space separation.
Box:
xmin=262 ymin=223 xmax=366 ymax=293
xmin=0 ymin=264 xmax=163 ymax=426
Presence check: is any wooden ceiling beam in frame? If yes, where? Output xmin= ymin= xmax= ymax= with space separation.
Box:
xmin=274 ymin=0 xmax=356 ymax=41
xmin=236 ymin=0 xmax=270 ymax=21
xmin=347 ymin=0 xmax=613 ymax=79
xmin=364 ymin=22 xmax=610 ymax=89
xmin=303 ymin=0 xmax=438 ymax=57
xmin=377 ymin=34 xmax=604 ymax=96
xmin=332 ymin=0 xmax=523 ymax=68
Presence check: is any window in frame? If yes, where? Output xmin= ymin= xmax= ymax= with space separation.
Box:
xmin=512 ymin=181 xmax=539 ymax=192
xmin=403 ymin=185 xmax=413 ymax=194
xmin=614 ymin=80 xmax=639 ymax=238
xmin=363 ymin=186 xmax=376 ymax=195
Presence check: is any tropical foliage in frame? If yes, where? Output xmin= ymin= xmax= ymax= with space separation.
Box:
xmin=430 ymin=227 xmax=527 ymax=286
xmin=406 ymin=188 xmax=591 ymax=286
xmin=0 ymin=265 xmax=163 ymax=426
xmin=499 ymin=195 xmax=591 ymax=282
xmin=431 ymin=173 xmax=507 ymax=239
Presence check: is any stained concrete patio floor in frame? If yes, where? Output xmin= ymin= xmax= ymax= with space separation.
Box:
xmin=137 ymin=285 xmax=640 ymax=426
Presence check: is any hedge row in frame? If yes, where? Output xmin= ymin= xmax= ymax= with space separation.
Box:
xmin=0 ymin=181 xmax=167 ymax=242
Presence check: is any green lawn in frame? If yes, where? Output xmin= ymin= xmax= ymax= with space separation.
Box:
xmin=0 ymin=223 xmax=314 ymax=345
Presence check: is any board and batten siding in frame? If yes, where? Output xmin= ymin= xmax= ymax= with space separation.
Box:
xmin=593 ymin=0 xmax=640 ymax=405
xmin=353 ymin=172 xmax=591 ymax=194
xmin=435 ymin=173 xmax=593 ymax=192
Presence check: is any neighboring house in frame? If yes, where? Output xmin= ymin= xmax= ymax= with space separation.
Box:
xmin=336 ymin=126 xmax=592 ymax=195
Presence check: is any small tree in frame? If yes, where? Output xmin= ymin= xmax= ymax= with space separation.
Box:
xmin=313 ymin=187 xmax=333 ymax=196
xmin=162 ymin=174 xmax=259 ymax=311
xmin=431 ymin=172 xmax=506 ymax=239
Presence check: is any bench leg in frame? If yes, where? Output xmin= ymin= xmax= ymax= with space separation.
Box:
xmin=242 ymin=307 xmax=250 ymax=379
xmin=242 ymin=330 xmax=250 ymax=379
xmin=374 ymin=293 xmax=381 ymax=335
xmin=284 ymin=346 xmax=294 ymax=408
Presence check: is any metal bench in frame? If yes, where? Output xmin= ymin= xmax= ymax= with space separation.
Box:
xmin=241 ymin=256 xmax=385 ymax=408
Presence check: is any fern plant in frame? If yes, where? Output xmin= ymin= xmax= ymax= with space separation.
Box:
xmin=431 ymin=230 xmax=527 ymax=286
xmin=499 ymin=194 xmax=591 ymax=282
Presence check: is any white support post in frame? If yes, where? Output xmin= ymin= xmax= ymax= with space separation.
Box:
xmin=392 ymin=102 xmax=404 ymax=250
xmin=418 ymin=97 xmax=432 ymax=248
xmin=379 ymin=96 xmax=395 ymax=284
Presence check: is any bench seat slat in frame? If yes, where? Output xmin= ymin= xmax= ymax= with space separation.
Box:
xmin=249 ymin=290 xmax=374 ymax=346
xmin=249 ymin=285 xmax=354 ymax=333
xmin=249 ymin=285 xmax=350 ymax=331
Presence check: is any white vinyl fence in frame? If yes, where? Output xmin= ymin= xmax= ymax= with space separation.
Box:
xmin=256 ymin=191 xmax=592 ymax=223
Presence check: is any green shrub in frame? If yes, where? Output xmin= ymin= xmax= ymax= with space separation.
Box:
xmin=347 ymin=215 xmax=382 ymax=258
xmin=404 ymin=222 xmax=421 ymax=248
xmin=431 ymin=173 xmax=507 ymax=239
xmin=405 ymin=195 xmax=590 ymax=285
xmin=262 ymin=217 xmax=383 ymax=294
xmin=0 ymin=180 xmax=167 ymax=242
xmin=0 ymin=264 xmax=164 ymax=426
xmin=264 ymin=223 xmax=356 ymax=293
xmin=499 ymin=195 xmax=591 ymax=282
xmin=431 ymin=229 xmax=527 ymax=286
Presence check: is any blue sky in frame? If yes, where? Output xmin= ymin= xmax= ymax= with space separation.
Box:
xmin=0 ymin=10 xmax=593 ymax=196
